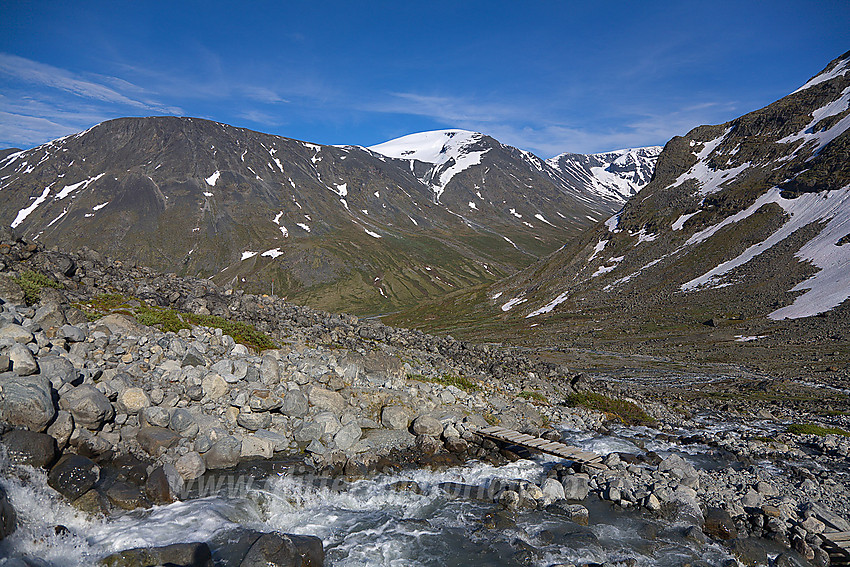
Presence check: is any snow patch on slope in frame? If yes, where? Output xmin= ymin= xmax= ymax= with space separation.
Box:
xmin=681 ymin=185 xmax=850 ymax=319
xmin=792 ymin=57 xmax=850 ymax=94
xmin=205 ymin=171 xmax=220 ymax=186
xmin=54 ymin=173 xmax=104 ymax=200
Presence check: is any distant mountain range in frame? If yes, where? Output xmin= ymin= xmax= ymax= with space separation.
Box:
xmin=0 ymin=119 xmax=658 ymax=315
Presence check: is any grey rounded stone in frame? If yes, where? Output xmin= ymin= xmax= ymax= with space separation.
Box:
xmin=562 ymin=475 xmax=590 ymax=501
xmin=61 ymin=384 xmax=114 ymax=430
xmin=60 ymin=324 xmax=86 ymax=343
xmin=201 ymin=373 xmax=228 ymax=400
xmin=204 ymin=435 xmax=242 ymax=469
xmin=169 ymin=408 xmax=199 ymax=437
xmin=307 ymin=386 xmax=346 ymax=414
xmin=240 ymin=532 xmax=324 ymax=567
xmin=281 ymin=390 xmax=308 ymax=417
xmin=8 ymin=343 xmax=38 ymax=376
xmin=136 ymin=426 xmax=181 ymax=456
xmin=117 ymin=387 xmax=150 ymax=415
xmin=140 ymin=406 xmax=171 ymax=428
xmin=175 ymin=451 xmax=206 ymax=481
xmin=412 ymin=415 xmax=442 ymax=436
xmin=237 ymin=410 xmax=272 ymax=431
xmin=46 ymin=410 xmax=74 ymax=449
xmin=334 ymin=422 xmax=362 ymax=450
xmin=0 ymin=374 xmax=55 ymax=432
xmin=381 ymin=406 xmax=410 ymax=430
xmin=0 ymin=324 xmax=33 ymax=344
xmin=36 ymin=355 xmax=77 ymax=387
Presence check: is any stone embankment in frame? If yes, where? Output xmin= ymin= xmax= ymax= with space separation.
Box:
xmin=0 ymin=230 xmax=848 ymax=567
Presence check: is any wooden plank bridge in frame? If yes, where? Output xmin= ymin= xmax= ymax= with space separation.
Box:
xmin=476 ymin=425 xmax=607 ymax=471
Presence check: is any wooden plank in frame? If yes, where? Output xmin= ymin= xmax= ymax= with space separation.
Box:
xmin=474 ymin=426 xmax=603 ymax=464
xmin=826 ymin=534 xmax=850 ymax=544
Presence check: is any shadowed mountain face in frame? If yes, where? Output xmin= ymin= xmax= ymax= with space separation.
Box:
xmin=0 ymin=118 xmax=658 ymax=315
xmin=383 ymin=52 xmax=850 ymax=384
xmin=491 ymin=51 xmax=850 ymax=322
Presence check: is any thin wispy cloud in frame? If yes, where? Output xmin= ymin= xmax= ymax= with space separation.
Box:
xmin=361 ymin=89 xmax=741 ymax=156
xmin=0 ymin=53 xmax=181 ymax=114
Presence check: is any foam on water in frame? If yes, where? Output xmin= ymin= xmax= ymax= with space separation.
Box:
xmin=0 ymin=436 xmax=741 ymax=566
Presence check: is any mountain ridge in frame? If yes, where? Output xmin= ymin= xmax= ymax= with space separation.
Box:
xmin=0 ymin=117 xmax=659 ymax=316
xmin=384 ymin=51 xmax=850 ymax=387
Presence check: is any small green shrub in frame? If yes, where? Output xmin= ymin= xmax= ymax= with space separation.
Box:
xmin=483 ymin=412 xmax=500 ymax=426
xmin=566 ymin=392 xmax=655 ymax=426
xmin=786 ymin=423 xmax=850 ymax=437
xmin=518 ymin=391 xmax=548 ymax=404
xmin=184 ymin=313 xmax=278 ymax=352
xmin=75 ymin=293 xmax=278 ymax=352
xmin=412 ymin=373 xmax=479 ymax=393
xmin=13 ymin=270 xmax=62 ymax=303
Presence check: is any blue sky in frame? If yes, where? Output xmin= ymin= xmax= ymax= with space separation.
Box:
xmin=1 ymin=1 xmax=847 ymax=156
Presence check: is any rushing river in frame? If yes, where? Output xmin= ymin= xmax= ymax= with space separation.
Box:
xmin=0 ymin=423 xmax=753 ymax=567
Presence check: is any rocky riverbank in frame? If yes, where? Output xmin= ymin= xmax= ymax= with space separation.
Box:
xmin=0 ymin=230 xmax=849 ymax=567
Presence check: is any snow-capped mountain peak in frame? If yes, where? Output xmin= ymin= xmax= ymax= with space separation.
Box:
xmin=368 ymin=129 xmax=482 ymax=165
xmin=546 ymin=146 xmax=663 ymax=203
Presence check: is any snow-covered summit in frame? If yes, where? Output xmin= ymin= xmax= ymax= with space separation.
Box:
xmin=368 ymin=130 xmax=483 ymax=164
xmin=547 ymin=146 xmax=663 ymax=203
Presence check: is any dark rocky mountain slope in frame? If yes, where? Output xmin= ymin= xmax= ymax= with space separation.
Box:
xmin=0 ymin=119 xmax=657 ymax=316
xmin=388 ymin=51 xmax=850 ymax=386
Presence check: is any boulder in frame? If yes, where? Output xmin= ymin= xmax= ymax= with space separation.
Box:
xmin=140 ymin=406 xmax=171 ymax=428
xmin=260 ymin=356 xmax=280 ymax=385
xmin=415 ymin=434 xmax=441 ymax=456
xmin=0 ymin=373 xmax=55 ymax=431
xmin=239 ymin=532 xmax=324 ymax=567
xmin=116 ymin=387 xmax=150 ymax=415
xmin=248 ymin=388 xmax=283 ymax=412
xmin=175 ymin=451 xmax=206 ymax=481
xmin=136 ymin=426 xmax=181 ymax=456
xmin=32 ymin=303 xmax=66 ymax=330
xmin=237 ymin=410 xmax=272 ymax=431
xmin=381 ymin=406 xmax=410 ymax=430
xmin=98 ymin=542 xmax=213 ymax=567
xmin=106 ymin=481 xmax=148 ymax=510
xmin=204 ymin=436 xmax=242 ymax=469
xmin=0 ymin=276 xmax=25 ymax=305
xmin=97 ymin=313 xmax=149 ymax=337
xmin=47 ymin=453 xmax=100 ymax=500
xmin=60 ymin=324 xmax=87 ymax=343
xmin=8 ymin=343 xmax=38 ymax=376
xmin=37 ymin=355 xmax=78 ymax=387
xmin=540 ymin=477 xmax=566 ymax=503
xmin=0 ymin=429 xmax=57 ymax=468
xmin=145 ymin=466 xmax=176 ymax=505
xmin=703 ymin=507 xmax=738 ymax=540
xmin=281 ymin=390 xmax=308 ymax=417
xmin=658 ymin=453 xmax=698 ymax=480
xmin=333 ymin=423 xmax=362 ymax=451
xmin=562 ymin=475 xmax=590 ymax=501
xmin=201 ymin=373 xmax=229 ymax=400
xmin=546 ymin=501 xmax=590 ymax=526
xmin=240 ymin=435 xmax=275 ymax=459
xmin=0 ymin=323 xmax=33 ymax=344
xmin=61 ymin=384 xmax=114 ymax=430
xmin=307 ymin=386 xmax=346 ymax=414
xmin=411 ymin=415 xmax=442 ymax=436
xmin=170 ymin=408 xmax=199 ymax=438
xmin=46 ymin=410 xmax=74 ymax=449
